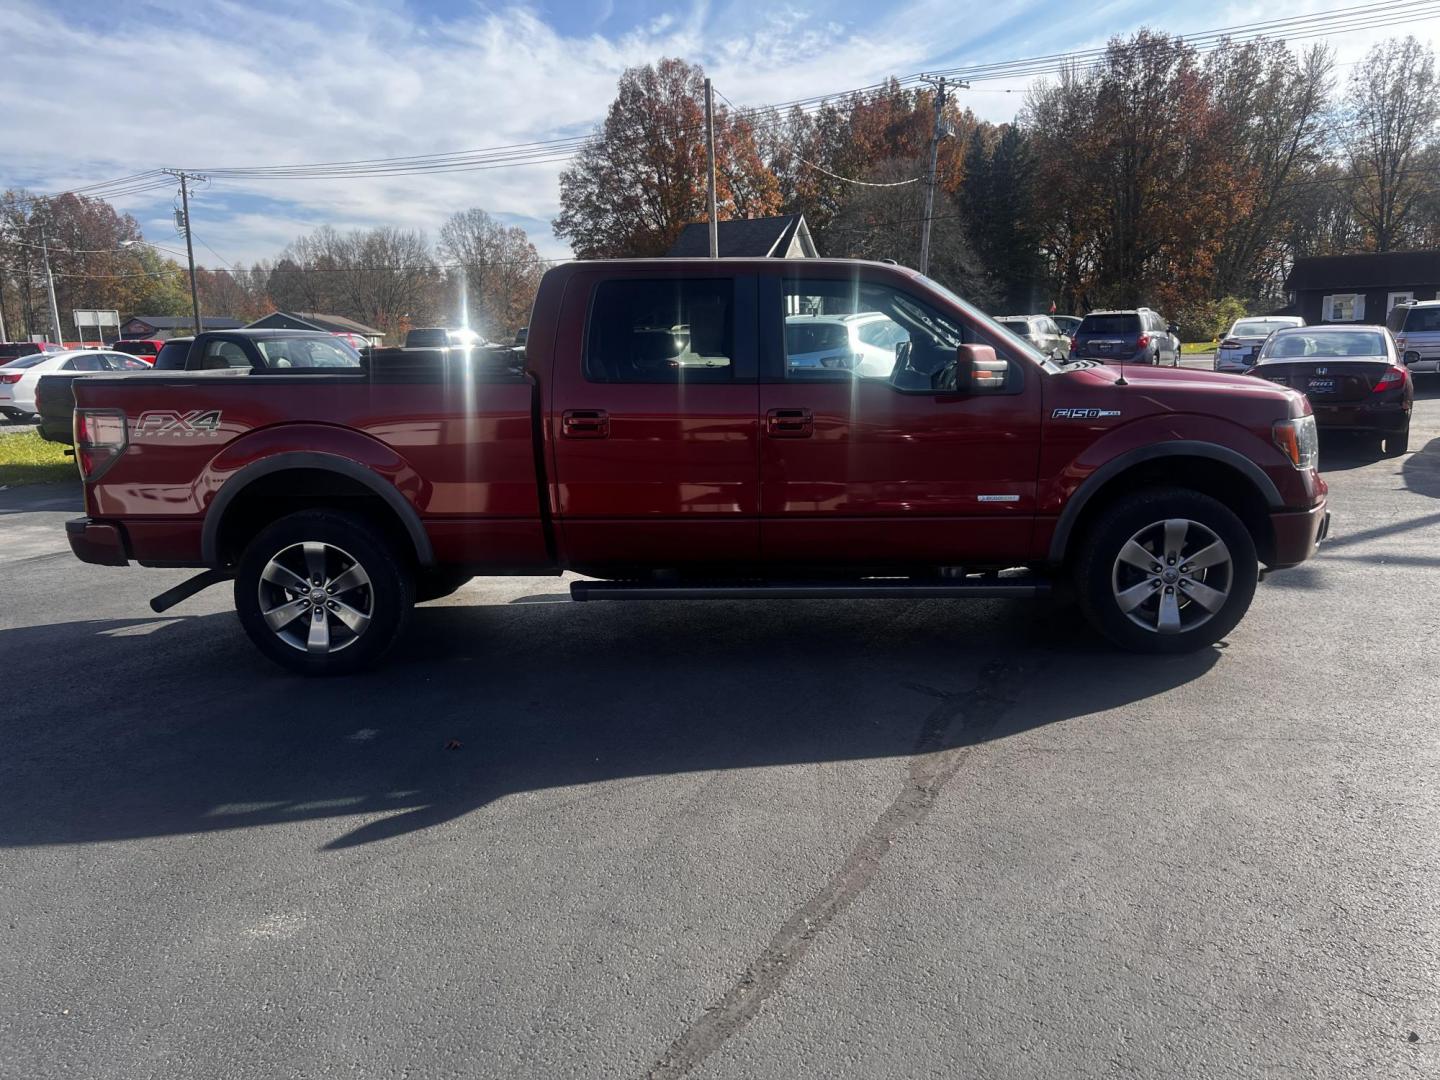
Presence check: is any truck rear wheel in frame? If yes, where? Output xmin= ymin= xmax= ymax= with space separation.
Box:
xmin=1073 ymin=487 xmax=1257 ymax=654
xmin=234 ymin=510 xmax=414 ymax=676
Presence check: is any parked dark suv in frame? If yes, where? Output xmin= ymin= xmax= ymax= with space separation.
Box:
xmin=1071 ymin=308 xmax=1181 ymax=367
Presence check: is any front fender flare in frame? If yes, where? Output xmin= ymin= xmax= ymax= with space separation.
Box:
xmin=1047 ymin=440 xmax=1284 ymax=564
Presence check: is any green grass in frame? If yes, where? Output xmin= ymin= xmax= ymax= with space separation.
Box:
xmin=1180 ymin=342 xmax=1216 ymax=354
xmin=0 ymin=430 xmax=77 ymax=486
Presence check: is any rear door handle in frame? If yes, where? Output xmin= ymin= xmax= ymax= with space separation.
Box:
xmin=562 ymin=409 xmax=609 ymax=439
xmin=766 ymin=408 xmax=813 ymax=438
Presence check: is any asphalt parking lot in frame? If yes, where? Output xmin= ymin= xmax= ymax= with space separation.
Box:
xmin=2 ymin=374 xmax=1438 ymax=1080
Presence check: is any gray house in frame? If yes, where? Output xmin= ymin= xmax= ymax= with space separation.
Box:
xmin=666 ymin=214 xmax=818 ymax=258
xmin=119 ymin=314 xmax=243 ymax=339
xmin=247 ymin=311 xmax=385 ymax=345
xmin=1287 ymin=250 xmax=1440 ymax=324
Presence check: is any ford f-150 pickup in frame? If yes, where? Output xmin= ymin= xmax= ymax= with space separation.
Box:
xmin=65 ymin=259 xmax=1330 ymax=674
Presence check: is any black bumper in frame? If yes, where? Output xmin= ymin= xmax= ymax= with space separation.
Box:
xmin=66 ymin=518 xmax=129 ymax=566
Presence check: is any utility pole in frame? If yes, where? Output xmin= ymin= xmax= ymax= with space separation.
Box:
xmin=918 ymin=75 xmax=966 ymax=277
xmin=39 ymin=220 xmax=63 ymax=345
xmin=704 ymin=77 xmax=719 ymax=259
xmin=0 ymin=269 xmax=8 ymax=343
xmin=169 ymin=170 xmax=205 ymax=333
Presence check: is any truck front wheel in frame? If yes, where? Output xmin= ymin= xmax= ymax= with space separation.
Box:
xmin=234 ymin=510 xmax=414 ymax=676
xmin=1073 ymin=488 xmax=1257 ymax=654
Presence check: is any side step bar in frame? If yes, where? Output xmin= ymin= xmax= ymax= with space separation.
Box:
xmin=570 ymin=578 xmax=1050 ymax=602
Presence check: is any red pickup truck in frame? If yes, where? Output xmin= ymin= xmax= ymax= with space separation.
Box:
xmin=66 ymin=259 xmax=1329 ymax=674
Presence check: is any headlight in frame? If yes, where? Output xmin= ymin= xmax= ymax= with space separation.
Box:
xmin=1272 ymin=415 xmax=1318 ymax=469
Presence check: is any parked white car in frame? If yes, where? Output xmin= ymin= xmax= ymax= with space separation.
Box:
xmin=785 ymin=313 xmax=910 ymax=377
xmin=0 ymin=350 xmax=148 ymax=419
xmin=1215 ymin=316 xmax=1305 ymax=374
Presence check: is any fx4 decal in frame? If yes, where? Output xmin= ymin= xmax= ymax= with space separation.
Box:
xmin=1051 ymin=408 xmax=1121 ymax=420
xmin=135 ymin=410 xmax=224 ymax=438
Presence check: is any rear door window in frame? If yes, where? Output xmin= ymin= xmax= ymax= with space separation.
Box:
xmin=586 ymin=279 xmax=735 ymax=383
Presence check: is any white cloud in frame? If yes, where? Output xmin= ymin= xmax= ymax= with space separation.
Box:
xmin=3 ymin=0 xmax=1439 ymax=262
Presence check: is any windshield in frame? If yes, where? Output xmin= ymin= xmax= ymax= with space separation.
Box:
xmin=1259 ymin=330 xmax=1388 ymax=360
xmin=1232 ymin=320 xmax=1295 ymax=338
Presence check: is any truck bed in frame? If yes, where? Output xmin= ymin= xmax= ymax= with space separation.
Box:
xmin=71 ymin=355 xmax=550 ymax=570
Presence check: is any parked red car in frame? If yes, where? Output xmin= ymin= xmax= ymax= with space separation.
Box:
xmin=0 ymin=341 xmax=64 ymax=362
xmin=109 ymin=339 xmax=167 ymax=364
xmin=66 ymin=259 xmax=1329 ymax=674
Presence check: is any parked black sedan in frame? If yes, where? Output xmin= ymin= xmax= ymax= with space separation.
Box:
xmin=1250 ymin=325 xmax=1413 ymax=456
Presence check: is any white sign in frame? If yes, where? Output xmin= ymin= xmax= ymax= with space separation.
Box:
xmin=73 ymin=309 xmax=120 ymax=328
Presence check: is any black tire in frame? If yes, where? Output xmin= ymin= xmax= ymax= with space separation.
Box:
xmin=234 ymin=510 xmax=414 ymax=676
xmin=415 ymin=568 xmax=473 ymax=603
xmin=1382 ymin=424 xmax=1409 ymax=457
xmin=1073 ymin=487 xmax=1258 ymax=654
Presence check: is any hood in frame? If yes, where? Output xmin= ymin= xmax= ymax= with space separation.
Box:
xmin=1054 ymin=360 xmax=1308 ymax=418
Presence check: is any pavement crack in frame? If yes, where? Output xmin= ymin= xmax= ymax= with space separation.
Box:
xmin=642 ymin=658 xmax=1033 ymax=1080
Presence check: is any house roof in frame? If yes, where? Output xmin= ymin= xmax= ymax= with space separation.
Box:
xmin=1288 ymin=249 xmax=1440 ymax=291
xmin=124 ymin=315 xmax=244 ymax=330
xmin=248 ymin=311 xmax=386 ymax=337
xmin=666 ymin=214 xmax=817 ymax=258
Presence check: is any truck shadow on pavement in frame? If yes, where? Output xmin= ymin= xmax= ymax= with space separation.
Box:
xmin=0 ymin=597 xmax=1225 ymax=853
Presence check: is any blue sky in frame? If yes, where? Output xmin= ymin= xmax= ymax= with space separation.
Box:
xmin=3 ymin=0 xmax=1437 ymax=264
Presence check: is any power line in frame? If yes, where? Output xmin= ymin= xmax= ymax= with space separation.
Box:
xmin=796 ymin=158 xmax=920 ymax=186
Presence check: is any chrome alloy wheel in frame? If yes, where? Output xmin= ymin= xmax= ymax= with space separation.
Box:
xmin=258 ymin=541 xmax=373 ymax=654
xmin=1110 ymin=518 xmax=1233 ymax=635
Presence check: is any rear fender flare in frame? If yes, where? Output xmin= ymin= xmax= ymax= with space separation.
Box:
xmin=200 ymin=448 xmax=433 ymax=567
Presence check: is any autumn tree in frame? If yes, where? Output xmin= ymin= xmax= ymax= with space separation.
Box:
xmin=824 ymin=159 xmax=993 ymax=305
xmin=0 ymin=190 xmax=193 ymax=339
xmin=1025 ymin=33 xmax=1241 ymax=316
xmin=266 ymin=226 xmax=441 ymax=340
xmin=1205 ymin=40 xmax=1334 ymax=301
xmin=195 ymin=262 xmax=274 ymax=322
xmin=554 ymin=58 xmax=780 ymax=257
xmin=438 ymin=208 xmax=545 ymax=338
xmin=1341 ymin=36 xmax=1439 ymax=251
xmin=960 ymin=124 xmax=1043 ymax=311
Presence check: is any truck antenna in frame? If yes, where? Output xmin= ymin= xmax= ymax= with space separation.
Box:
xmin=1115 ymin=354 xmax=1128 ymax=386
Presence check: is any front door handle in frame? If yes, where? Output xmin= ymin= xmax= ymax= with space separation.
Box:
xmin=766 ymin=408 xmax=813 ymax=438
xmin=562 ymin=409 xmax=609 ymax=439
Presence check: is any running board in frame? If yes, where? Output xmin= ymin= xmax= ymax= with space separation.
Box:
xmin=569 ymin=578 xmax=1049 ymax=602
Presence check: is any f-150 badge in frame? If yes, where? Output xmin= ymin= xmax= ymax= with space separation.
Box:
xmin=135 ymin=410 xmax=223 ymax=437
xmin=1051 ymin=408 xmax=1121 ymax=419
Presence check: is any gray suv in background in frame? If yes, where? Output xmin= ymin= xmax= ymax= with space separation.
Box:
xmin=1386 ymin=300 xmax=1440 ymax=374
xmin=1070 ymin=308 xmax=1182 ymax=366
xmin=994 ymin=314 xmax=1071 ymax=361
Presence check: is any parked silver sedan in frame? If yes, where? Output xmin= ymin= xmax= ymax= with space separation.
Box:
xmin=1216 ymin=316 xmax=1305 ymax=374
